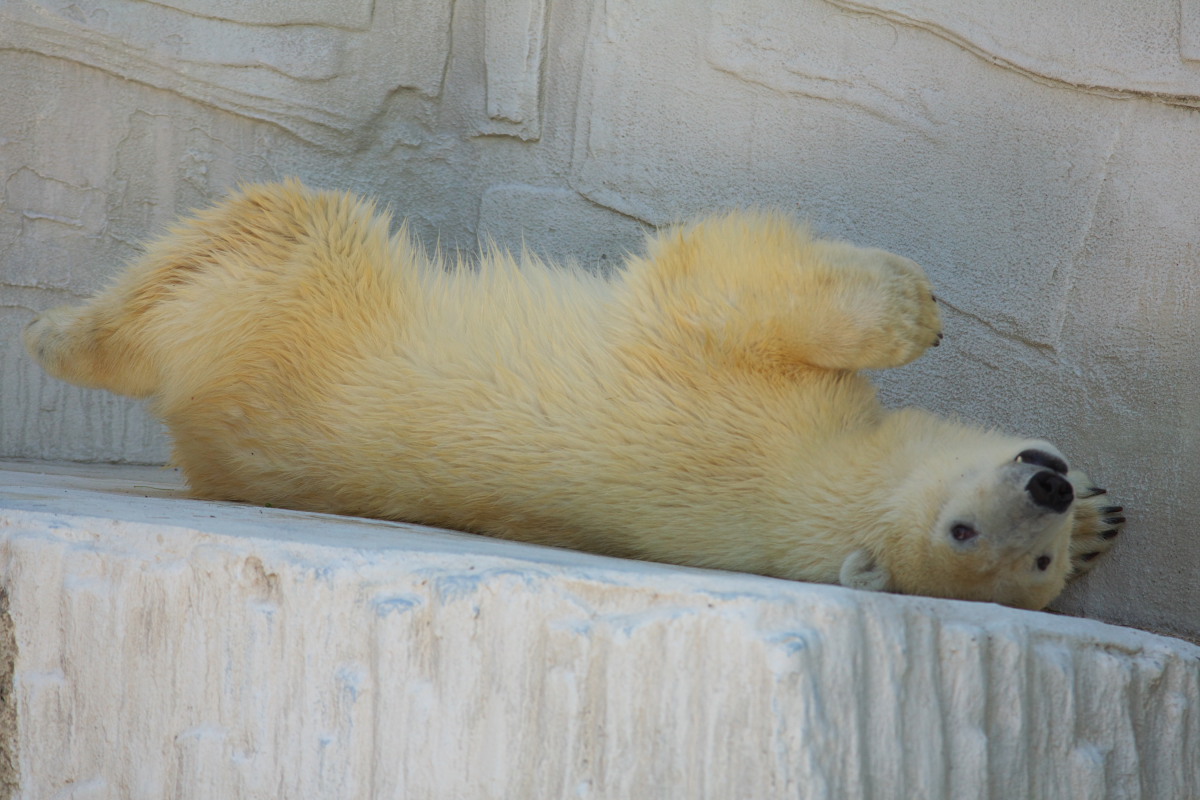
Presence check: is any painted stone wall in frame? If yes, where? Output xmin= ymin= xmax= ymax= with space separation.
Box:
xmin=2 ymin=463 xmax=1198 ymax=799
xmin=1 ymin=0 xmax=1198 ymax=638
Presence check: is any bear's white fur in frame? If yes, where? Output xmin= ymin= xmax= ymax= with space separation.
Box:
xmin=24 ymin=181 xmax=1124 ymax=608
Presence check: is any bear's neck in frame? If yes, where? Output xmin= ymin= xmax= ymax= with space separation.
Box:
xmin=763 ymin=406 xmax=990 ymax=583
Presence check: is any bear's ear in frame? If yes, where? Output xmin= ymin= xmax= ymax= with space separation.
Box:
xmin=839 ymin=549 xmax=893 ymax=592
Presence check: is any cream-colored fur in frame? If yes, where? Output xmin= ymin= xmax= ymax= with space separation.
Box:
xmin=24 ymin=181 xmax=1124 ymax=609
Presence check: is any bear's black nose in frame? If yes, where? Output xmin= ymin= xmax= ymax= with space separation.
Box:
xmin=1026 ymin=470 xmax=1074 ymax=513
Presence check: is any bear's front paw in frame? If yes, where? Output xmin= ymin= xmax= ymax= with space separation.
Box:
xmin=1066 ymin=476 xmax=1125 ymax=580
xmin=847 ymin=250 xmax=942 ymax=370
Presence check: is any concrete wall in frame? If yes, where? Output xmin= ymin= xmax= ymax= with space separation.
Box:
xmin=1 ymin=1 xmax=1198 ymax=639
xmin=2 ymin=462 xmax=1198 ymax=799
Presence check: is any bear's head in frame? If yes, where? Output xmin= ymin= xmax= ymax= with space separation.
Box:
xmin=840 ymin=429 xmax=1087 ymax=610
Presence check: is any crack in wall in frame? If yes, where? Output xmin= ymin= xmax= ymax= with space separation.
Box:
xmin=1051 ymin=103 xmax=1133 ymax=345
xmin=936 ymin=295 xmax=1059 ymax=358
xmin=828 ymin=1 xmax=1200 ymax=108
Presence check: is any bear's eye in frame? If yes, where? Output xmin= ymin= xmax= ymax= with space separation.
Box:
xmin=1015 ymin=449 xmax=1068 ymax=475
xmin=950 ymin=523 xmax=979 ymax=542
xmin=1036 ymin=555 xmax=1052 ymax=571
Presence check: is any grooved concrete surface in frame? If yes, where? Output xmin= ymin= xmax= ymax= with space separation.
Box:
xmin=0 ymin=462 xmax=1197 ymax=799
xmin=1 ymin=0 xmax=1198 ymax=637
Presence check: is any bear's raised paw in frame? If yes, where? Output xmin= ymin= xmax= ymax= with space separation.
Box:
xmin=820 ymin=246 xmax=943 ymax=371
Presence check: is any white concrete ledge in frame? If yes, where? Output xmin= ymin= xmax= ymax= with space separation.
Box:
xmin=0 ymin=462 xmax=1197 ymax=799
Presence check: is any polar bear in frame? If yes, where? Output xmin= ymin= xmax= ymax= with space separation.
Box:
xmin=24 ymin=181 xmax=1124 ymax=609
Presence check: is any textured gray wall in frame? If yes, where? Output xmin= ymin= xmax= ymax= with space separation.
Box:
xmin=2 ymin=0 xmax=1197 ymax=639
xmin=4 ymin=463 xmax=1199 ymax=798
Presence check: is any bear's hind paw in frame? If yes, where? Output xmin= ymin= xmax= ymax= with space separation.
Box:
xmin=24 ymin=306 xmax=81 ymax=380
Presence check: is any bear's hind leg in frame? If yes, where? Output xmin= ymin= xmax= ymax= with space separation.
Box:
xmin=24 ymin=289 xmax=160 ymax=399
xmin=24 ymin=180 xmax=398 ymax=402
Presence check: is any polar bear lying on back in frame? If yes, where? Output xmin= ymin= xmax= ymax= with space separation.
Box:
xmin=24 ymin=181 xmax=1124 ymax=609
